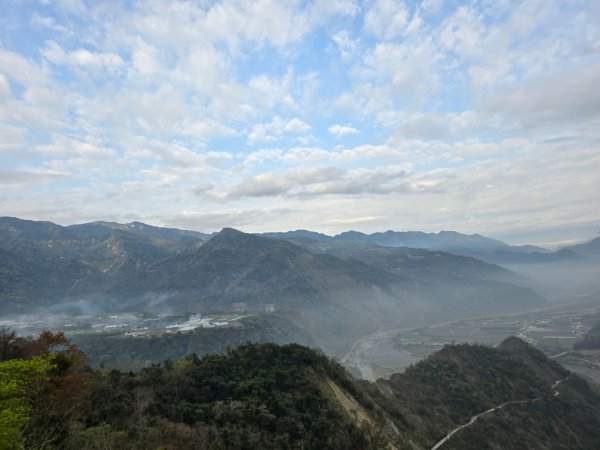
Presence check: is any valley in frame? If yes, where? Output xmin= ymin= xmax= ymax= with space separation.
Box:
xmin=1 ymin=217 xmax=600 ymax=448
xmin=341 ymin=293 xmax=600 ymax=381
xmin=2 ymin=217 xmax=599 ymax=378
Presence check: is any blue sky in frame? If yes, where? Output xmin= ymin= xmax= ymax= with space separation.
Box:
xmin=1 ymin=0 xmax=599 ymax=246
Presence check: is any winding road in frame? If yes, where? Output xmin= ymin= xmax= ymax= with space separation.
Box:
xmin=430 ymin=377 xmax=570 ymax=450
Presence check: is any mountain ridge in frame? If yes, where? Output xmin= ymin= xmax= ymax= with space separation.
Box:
xmin=4 ymin=332 xmax=600 ymax=449
xmin=0 ymin=218 xmax=544 ymax=353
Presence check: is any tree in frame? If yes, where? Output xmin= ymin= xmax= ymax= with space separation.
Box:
xmin=0 ymin=356 xmax=56 ymax=449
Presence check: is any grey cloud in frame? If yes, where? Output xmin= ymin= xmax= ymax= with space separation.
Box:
xmin=228 ymin=173 xmax=293 ymax=198
xmin=191 ymin=183 xmax=214 ymax=196
xmin=482 ymin=64 xmax=600 ymax=128
xmin=399 ymin=113 xmax=451 ymax=140
xmin=289 ymin=166 xmax=346 ymax=184
xmin=227 ymin=166 xmax=444 ymax=199
xmin=158 ymin=208 xmax=294 ymax=232
xmin=0 ymin=170 xmax=68 ymax=185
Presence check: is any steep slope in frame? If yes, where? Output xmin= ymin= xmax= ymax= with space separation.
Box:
xmin=8 ymin=334 xmax=600 ymax=449
xmin=118 ymin=228 xmax=406 ymax=309
xmin=80 ymin=343 xmax=389 ymax=450
xmin=0 ymin=217 xmax=202 ymax=313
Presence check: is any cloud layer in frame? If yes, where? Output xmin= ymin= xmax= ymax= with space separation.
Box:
xmin=1 ymin=0 xmax=599 ymax=245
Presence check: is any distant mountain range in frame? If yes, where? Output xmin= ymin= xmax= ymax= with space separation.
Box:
xmin=0 ymin=217 xmax=547 ymax=352
xmin=263 ymin=229 xmax=596 ymax=264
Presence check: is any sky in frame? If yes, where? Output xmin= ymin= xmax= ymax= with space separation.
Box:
xmin=1 ymin=0 xmax=599 ymax=247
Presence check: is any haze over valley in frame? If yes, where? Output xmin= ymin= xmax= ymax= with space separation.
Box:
xmin=2 ymin=216 xmax=599 ymax=372
xmin=2 ymin=0 xmax=600 ymax=448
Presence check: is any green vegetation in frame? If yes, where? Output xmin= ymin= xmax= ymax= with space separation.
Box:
xmin=1 ymin=328 xmax=600 ymax=449
xmin=365 ymin=337 xmax=600 ymax=449
xmin=0 ymin=329 xmax=389 ymax=449
xmin=0 ymin=356 xmax=56 ymax=449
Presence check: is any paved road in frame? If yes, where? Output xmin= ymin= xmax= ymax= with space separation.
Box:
xmin=430 ymin=377 xmax=569 ymax=449
xmin=552 ymin=376 xmax=570 ymax=397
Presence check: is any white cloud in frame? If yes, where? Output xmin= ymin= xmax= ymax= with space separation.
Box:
xmin=229 ymin=173 xmax=293 ymax=198
xmin=283 ymin=118 xmax=311 ymax=133
xmin=363 ymin=0 xmax=409 ymax=40
xmin=0 ymin=50 xmax=48 ymax=87
xmin=36 ymin=134 xmax=117 ymax=160
xmin=0 ymin=169 xmax=68 ymax=185
xmin=42 ymin=41 xmax=124 ymax=69
xmin=31 ymin=13 xmax=70 ymax=34
xmin=0 ymin=74 xmax=11 ymax=101
xmin=482 ymin=64 xmax=600 ymax=129
xmin=0 ymin=0 xmax=599 ymax=243
xmin=332 ymin=30 xmax=359 ymax=60
xmin=131 ymin=38 xmax=161 ymax=76
xmin=248 ymin=116 xmax=311 ymax=144
xmin=226 ymin=165 xmax=426 ymax=199
xmin=328 ymin=124 xmax=359 ymax=138
xmin=323 ymin=216 xmax=381 ymax=225
xmin=0 ymin=124 xmax=25 ymax=152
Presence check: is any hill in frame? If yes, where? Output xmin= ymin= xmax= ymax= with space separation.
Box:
xmin=368 ymin=336 xmax=600 ymax=449
xmin=3 ymin=333 xmax=600 ymax=449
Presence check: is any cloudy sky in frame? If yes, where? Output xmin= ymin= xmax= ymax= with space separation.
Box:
xmin=1 ymin=0 xmax=599 ymax=246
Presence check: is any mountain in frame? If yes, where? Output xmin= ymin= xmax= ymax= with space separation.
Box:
xmin=0 ymin=217 xmax=206 ymax=313
xmin=262 ymin=229 xmax=333 ymax=242
xmin=263 ymin=228 xmax=590 ymax=264
xmin=108 ymin=228 xmax=544 ymax=350
xmin=489 ymin=247 xmax=583 ymax=264
xmin=289 ymin=239 xmax=514 ymax=280
xmin=334 ymin=229 xmax=517 ymax=254
xmin=263 ymin=228 xmax=532 ymax=257
xmin=114 ymin=227 xmax=407 ymax=310
xmin=568 ymin=235 xmax=600 ymax=258
xmin=68 ymin=220 xmax=212 ymax=241
xmin=0 ymin=218 xmax=544 ymax=353
xmin=6 ymin=334 xmax=600 ymax=449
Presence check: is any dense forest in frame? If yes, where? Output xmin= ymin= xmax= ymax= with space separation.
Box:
xmin=0 ymin=328 xmax=386 ymax=449
xmin=2 ymin=328 xmax=600 ymax=449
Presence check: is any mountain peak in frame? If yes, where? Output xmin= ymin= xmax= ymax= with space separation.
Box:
xmin=217 ymin=227 xmax=245 ymax=236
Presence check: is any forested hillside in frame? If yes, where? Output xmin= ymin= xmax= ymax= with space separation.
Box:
xmin=2 ymin=330 xmax=600 ymax=449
